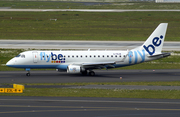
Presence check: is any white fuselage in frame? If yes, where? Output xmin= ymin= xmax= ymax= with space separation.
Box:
xmin=6 ymin=49 xmax=158 ymax=70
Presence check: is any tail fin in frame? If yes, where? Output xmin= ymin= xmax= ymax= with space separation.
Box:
xmin=136 ymin=23 xmax=168 ymax=56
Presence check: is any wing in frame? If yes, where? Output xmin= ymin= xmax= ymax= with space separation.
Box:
xmin=81 ymin=59 xmax=127 ymax=69
xmin=82 ymin=61 xmax=116 ymax=69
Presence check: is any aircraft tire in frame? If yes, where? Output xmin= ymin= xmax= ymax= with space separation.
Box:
xmin=26 ymin=73 xmax=30 ymax=76
xmin=89 ymin=71 xmax=95 ymax=76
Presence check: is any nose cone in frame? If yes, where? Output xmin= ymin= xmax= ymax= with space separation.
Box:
xmin=6 ymin=59 xmax=14 ymax=67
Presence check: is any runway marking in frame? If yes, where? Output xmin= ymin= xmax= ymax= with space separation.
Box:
xmin=1 ymin=9 xmax=180 ymax=12
xmin=0 ymin=98 xmax=180 ymax=104
xmin=0 ymin=105 xmax=180 ymax=114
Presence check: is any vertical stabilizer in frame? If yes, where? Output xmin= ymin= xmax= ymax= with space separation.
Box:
xmin=138 ymin=23 xmax=168 ymax=56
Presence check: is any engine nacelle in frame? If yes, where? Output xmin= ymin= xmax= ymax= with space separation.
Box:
xmin=67 ymin=65 xmax=85 ymax=74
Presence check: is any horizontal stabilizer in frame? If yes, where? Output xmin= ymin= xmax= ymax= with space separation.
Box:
xmin=148 ymin=52 xmax=171 ymax=58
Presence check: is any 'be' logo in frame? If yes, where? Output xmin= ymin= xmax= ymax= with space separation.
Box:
xmin=143 ymin=35 xmax=163 ymax=55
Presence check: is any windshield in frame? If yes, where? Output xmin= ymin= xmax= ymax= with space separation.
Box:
xmin=15 ymin=54 xmax=21 ymax=57
xmin=15 ymin=54 xmax=25 ymax=58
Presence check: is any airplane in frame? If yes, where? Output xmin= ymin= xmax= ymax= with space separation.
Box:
xmin=6 ymin=23 xmax=170 ymax=76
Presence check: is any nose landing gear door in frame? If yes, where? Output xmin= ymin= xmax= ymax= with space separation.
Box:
xmin=32 ymin=52 xmax=38 ymax=63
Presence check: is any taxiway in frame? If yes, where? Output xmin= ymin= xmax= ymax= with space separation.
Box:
xmin=0 ymin=96 xmax=180 ymax=117
xmin=0 ymin=40 xmax=180 ymax=51
xmin=0 ymin=69 xmax=180 ymax=83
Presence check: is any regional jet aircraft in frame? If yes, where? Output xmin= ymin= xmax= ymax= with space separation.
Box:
xmin=6 ymin=23 xmax=170 ymax=76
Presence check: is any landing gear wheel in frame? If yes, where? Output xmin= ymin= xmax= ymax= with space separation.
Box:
xmin=26 ymin=73 xmax=30 ymax=76
xmin=25 ymin=68 xmax=31 ymax=77
xmin=89 ymin=71 xmax=95 ymax=76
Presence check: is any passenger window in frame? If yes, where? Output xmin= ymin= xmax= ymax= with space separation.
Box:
xmin=76 ymin=55 xmax=78 ymax=58
xmin=107 ymin=55 xmax=109 ymax=57
xmin=111 ymin=55 xmax=113 ymax=57
xmin=81 ymin=55 xmax=82 ymax=58
xmin=68 ymin=55 xmax=70 ymax=58
xmin=102 ymin=55 xmax=104 ymax=57
xmin=72 ymin=55 xmax=74 ymax=58
xmin=85 ymin=55 xmax=87 ymax=58
xmin=90 ymin=55 xmax=91 ymax=58
xmin=98 ymin=55 xmax=100 ymax=57
xmin=94 ymin=55 xmax=96 ymax=57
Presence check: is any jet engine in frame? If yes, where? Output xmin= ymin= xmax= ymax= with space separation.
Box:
xmin=67 ymin=65 xmax=85 ymax=73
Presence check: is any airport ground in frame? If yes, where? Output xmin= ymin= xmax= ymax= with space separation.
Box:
xmin=1 ymin=69 xmax=180 ymax=83
xmin=1 ymin=3 xmax=180 ymax=116
xmin=0 ymin=70 xmax=180 ymax=117
xmin=0 ymin=96 xmax=180 ymax=117
xmin=1 ymin=40 xmax=180 ymax=51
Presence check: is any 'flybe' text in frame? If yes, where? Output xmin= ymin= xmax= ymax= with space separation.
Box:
xmin=40 ymin=52 xmax=65 ymax=63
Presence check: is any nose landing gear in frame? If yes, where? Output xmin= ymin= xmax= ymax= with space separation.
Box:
xmin=26 ymin=73 xmax=30 ymax=76
xmin=25 ymin=68 xmax=30 ymax=76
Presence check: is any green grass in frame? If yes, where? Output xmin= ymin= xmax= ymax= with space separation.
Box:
xmin=1 ymin=81 xmax=180 ymax=99
xmin=22 ymin=81 xmax=180 ymax=86
xmin=0 ymin=11 xmax=180 ymax=41
xmin=0 ymin=88 xmax=180 ymax=99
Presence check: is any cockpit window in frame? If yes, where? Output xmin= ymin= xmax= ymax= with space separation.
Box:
xmin=21 ymin=54 xmax=25 ymax=58
xmin=16 ymin=54 xmax=21 ymax=57
xmin=15 ymin=54 xmax=25 ymax=58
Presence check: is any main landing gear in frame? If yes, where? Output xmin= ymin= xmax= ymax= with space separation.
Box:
xmin=25 ymin=68 xmax=30 ymax=76
xmin=81 ymin=70 xmax=95 ymax=76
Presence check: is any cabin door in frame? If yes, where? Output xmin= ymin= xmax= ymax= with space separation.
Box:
xmin=32 ymin=52 xmax=38 ymax=63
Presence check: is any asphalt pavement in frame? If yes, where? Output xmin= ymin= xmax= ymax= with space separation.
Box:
xmin=0 ymin=69 xmax=180 ymax=83
xmin=0 ymin=40 xmax=180 ymax=51
xmin=0 ymin=96 xmax=180 ymax=117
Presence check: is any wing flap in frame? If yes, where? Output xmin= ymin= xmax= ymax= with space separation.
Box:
xmin=81 ymin=62 xmax=116 ymax=69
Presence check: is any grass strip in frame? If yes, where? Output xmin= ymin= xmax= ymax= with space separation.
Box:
xmin=2 ymin=81 xmax=180 ymax=88
xmin=0 ymin=11 xmax=180 ymax=41
xmin=0 ymin=88 xmax=180 ymax=99
xmin=4 ymin=81 xmax=179 ymax=86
